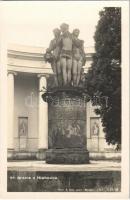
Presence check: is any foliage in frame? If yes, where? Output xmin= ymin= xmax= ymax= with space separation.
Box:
xmin=85 ymin=7 xmax=121 ymax=147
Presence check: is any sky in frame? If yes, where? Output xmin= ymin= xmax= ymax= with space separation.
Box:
xmin=1 ymin=1 xmax=121 ymax=48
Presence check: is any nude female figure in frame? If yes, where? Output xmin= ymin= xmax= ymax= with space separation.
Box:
xmin=72 ymin=29 xmax=86 ymax=87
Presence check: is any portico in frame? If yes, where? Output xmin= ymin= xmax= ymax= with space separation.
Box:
xmin=7 ymin=44 xmax=120 ymax=160
xmin=7 ymin=71 xmax=49 ymax=159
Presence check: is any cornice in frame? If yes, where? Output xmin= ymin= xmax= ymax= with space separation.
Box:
xmin=7 ymin=44 xmax=95 ymax=60
xmin=7 ymin=50 xmax=45 ymax=61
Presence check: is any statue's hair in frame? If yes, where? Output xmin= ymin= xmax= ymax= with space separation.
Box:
xmin=60 ymin=23 xmax=69 ymax=30
xmin=53 ymin=28 xmax=61 ymax=34
xmin=72 ymin=29 xmax=80 ymax=34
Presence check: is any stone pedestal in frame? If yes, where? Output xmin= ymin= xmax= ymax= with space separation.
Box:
xmin=42 ymin=87 xmax=89 ymax=164
xmin=46 ymin=149 xmax=89 ymax=164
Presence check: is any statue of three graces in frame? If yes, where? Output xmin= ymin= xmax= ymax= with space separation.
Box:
xmin=44 ymin=23 xmax=86 ymax=87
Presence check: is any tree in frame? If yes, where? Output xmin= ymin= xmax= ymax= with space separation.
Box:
xmin=85 ymin=7 xmax=121 ymax=148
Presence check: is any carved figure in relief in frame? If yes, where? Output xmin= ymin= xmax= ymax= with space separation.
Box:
xmin=92 ymin=122 xmax=99 ymax=136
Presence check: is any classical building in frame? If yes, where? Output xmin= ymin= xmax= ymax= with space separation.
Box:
xmin=7 ymin=44 xmax=120 ymax=160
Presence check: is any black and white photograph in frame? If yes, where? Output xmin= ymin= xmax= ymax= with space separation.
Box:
xmin=0 ymin=1 xmax=129 ymax=198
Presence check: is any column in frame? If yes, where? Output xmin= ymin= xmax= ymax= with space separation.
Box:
xmin=7 ymin=71 xmax=16 ymax=150
xmin=38 ymin=74 xmax=48 ymax=150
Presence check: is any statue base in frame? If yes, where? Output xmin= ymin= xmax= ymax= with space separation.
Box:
xmin=46 ymin=148 xmax=89 ymax=164
xmin=42 ymin=87 xmax=90 ymax=164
